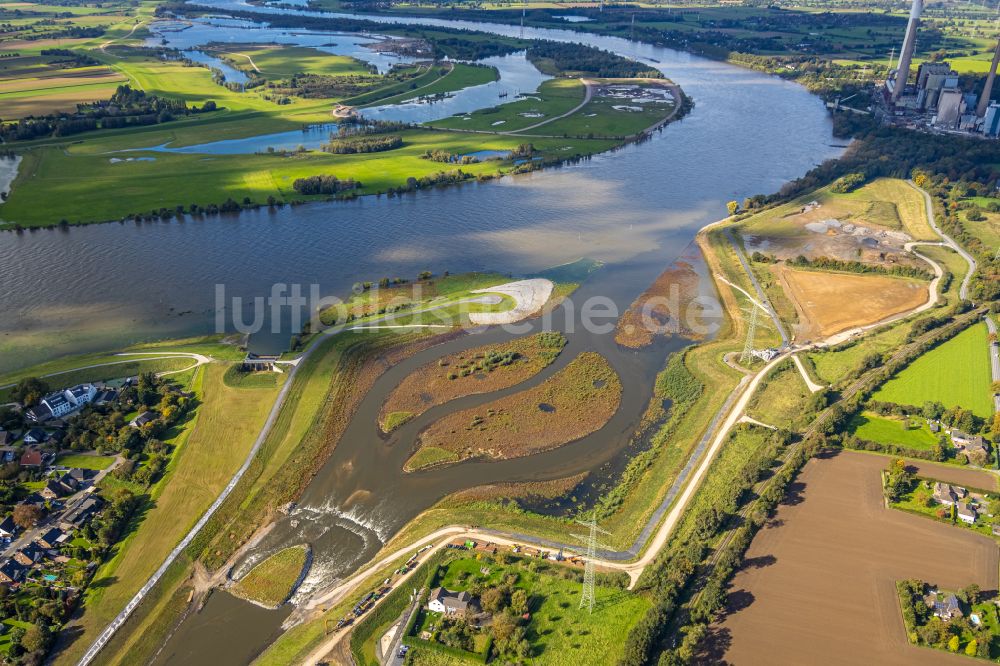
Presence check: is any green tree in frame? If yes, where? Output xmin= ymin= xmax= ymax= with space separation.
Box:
xmin=726 ymin=200 xmax=739 ymax=215
xmin=947 ymin=635 xmax=960 ymax=652
xmin=966 ymin=639 xmax=978 ymax=656
xmin=20 ymin=622 xmax=51 ymax=653
xmin=11 ymin=377 xmax=48 ymax=407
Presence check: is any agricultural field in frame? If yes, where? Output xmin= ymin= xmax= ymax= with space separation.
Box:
xmin=807 ymin=320 xmax=912 ymax=385
xmin=772 ymin=265 xmax=928 ymax=341
xmin=873 ymin=323 xmax=993 ymax=419
xmin=406 ymin=351 xmax=622 ymax=470
xmin=231 ymin=545 xmax=309 ymax=608
xmin=848 ymin=412 xmax=940 ymax=451
xmin=379 ymin=331 xmax=567 ymax=431
xmin=707 ymin=451 xmax=999 ymax=665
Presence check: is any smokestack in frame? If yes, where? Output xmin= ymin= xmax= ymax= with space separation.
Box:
xmin=976 ymin=37 xmax=1000 ymax=117
xmin=892 ymin=0 xmax=924 ymax=102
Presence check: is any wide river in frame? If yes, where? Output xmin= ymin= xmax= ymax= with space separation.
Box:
xmin=3 ymin=2 xmax=843 ymax=663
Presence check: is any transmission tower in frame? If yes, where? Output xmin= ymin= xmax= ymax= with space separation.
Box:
xmin=572 ymin=510 xmax=610 ymax=613
xmin=739 ymin=303 xmax=772 ymax=365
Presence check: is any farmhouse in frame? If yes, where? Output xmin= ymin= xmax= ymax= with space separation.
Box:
xmin=957 ymin=501 xmax=978 ymax=525
xmin=932 ymin=482 xmax=967 ymax=506
xmin=428 ymin=588 xmax=480 ymax=615
xmin=930 ymin=592 xmax=963 ymax=620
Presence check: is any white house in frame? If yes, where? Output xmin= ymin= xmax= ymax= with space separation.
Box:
xmin=957 ymin=501 xmax=977 ymax=525
xmin=40 ymin=384 xmax=97 ymax=419
xmin=427 ymin=588 xmax=479 ymax=615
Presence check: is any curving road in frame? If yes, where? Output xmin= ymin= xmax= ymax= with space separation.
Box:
xmin=908 ymin=179 xmax=977 ymax=301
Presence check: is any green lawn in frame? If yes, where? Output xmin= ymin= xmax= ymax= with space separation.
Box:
xmin=414 ymin=555 xmax=648 ymax=666
xmin=54 ymin=454 xmax=117 ymax=470
xmin=807 ymin=320 xmax=912 ymax=386
xmin=873 ymin=323 xmax=993 ymax=418
xmin=848 ymin=412 xmax=939 ymax=451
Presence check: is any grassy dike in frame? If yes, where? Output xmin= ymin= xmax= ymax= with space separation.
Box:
xmin=55 ymin=361 xmax=283 ymax=666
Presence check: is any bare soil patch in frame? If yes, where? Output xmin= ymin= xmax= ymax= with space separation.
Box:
xmin=379 ymin=332 xmax=566 ymax=432
xmin=406 ymin=352 xmax=622 ymax=470
xmin=705 ymin=451 xmax=998 ymax=665
xmin=774 ymin=266 xmax=928 ymax=341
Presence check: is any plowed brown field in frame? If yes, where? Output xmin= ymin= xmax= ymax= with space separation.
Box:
xmin=705 ymin=451 xmax=998 ymax=665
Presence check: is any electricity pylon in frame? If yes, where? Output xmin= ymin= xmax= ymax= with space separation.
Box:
xmin=739 ymin=303 xmax=772 ymax=364
xmin=572 ymin=510 xmax=611 ymax=614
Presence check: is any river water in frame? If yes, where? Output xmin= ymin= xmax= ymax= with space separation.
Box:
xmin=1 ymin=2 xmax=842 ymax=662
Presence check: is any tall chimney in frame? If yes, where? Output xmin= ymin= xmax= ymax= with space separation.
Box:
xmin=892 ymin=0 xmax=924 ymax=102
xmin=976 ymin=36 xmax=1000 ymax=117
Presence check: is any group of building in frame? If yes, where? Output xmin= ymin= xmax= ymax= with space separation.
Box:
xmin=0 ymin=484 xmax=105 ymax=587
xmin=26 ymin=381 xmax=119 ymax=423
xmin=881 ymin=0 xmax=1000 ymax=138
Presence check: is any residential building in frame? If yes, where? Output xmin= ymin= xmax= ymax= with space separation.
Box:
xmin=40 ymin=479 xmax=73 ymax=501
xmin=130 ymin=411 xmax=158 ymax=428
xmin=22 ymin=428 xmax=47 ymax=446
xmin=957 ymin=501 xmax=977 ymax=525
xmin=931 ymin=592 xmax=963 ymax=620
xmin=427 ymin=587 xmax=480 ymax=615
xmin=19 ymin=448 xmax=44 ymax=468
xmin=0 ymin=516 xmax=17 ymax=539
xmin=37 ymin=383 xmax=98 ymax=419
xmin=13 ymin=543 xmax=45 ymax=567
xmin=60 ymin=495 xmax=103 ymax=530
xmin=36 ymin=528 xmax=66 ymax=550
xmin=0 ymin=560 xmax=26 ymax=584
xmin=0 ymin=447 xmax=16 ymax=464
xmin=932 ymin=482 xmax=967 ymax=506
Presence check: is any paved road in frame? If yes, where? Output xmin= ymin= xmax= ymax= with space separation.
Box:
xmin=2 ymin=457 xmax=121 ymax=559
xmin=908 ymin=179 xmax=977 ymax=301
xmin=985 ymin=316 xmax=1000 ymax=414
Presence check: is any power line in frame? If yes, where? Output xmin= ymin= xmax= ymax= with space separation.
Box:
xmin=572 ymin=510 xmax=610 ymax=614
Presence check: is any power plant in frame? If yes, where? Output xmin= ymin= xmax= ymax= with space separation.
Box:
xmin=879 ymin=0 xmax=1000 ymax=138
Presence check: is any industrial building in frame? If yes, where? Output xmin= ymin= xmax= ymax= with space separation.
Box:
xmin=881 ymin=0 xmax=1000 ymax=138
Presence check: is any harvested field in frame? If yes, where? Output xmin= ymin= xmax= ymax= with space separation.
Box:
xmin=706 ymin=451 xmax=998 ymax=665
xmin=379 ymin=332 xmax=567 ymax=432
xmin=0 ymin=82 xmax=123 ymax=117
xmin=406 ymin=352 xmax=622 ymax=470
xmin=616 ymin=259 xmax=705 ymax=348
xmin=774 ymin=266 xmax=928 ymax=340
